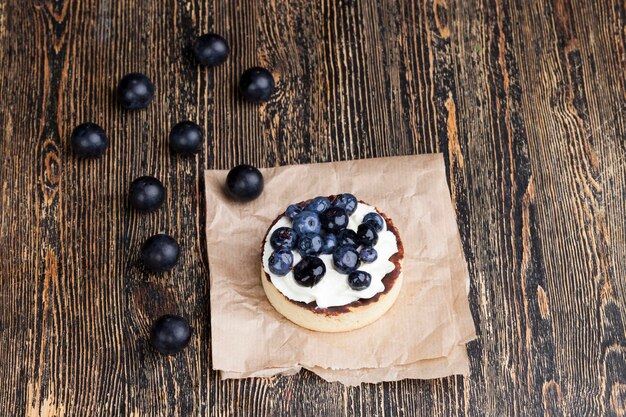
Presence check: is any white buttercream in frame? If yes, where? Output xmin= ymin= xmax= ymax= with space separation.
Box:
xmin=262 ymin=202 xmax=399 ymax=308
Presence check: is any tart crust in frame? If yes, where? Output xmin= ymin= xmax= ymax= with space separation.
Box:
xmin=262 ymin=199 xmax=404 ymax=332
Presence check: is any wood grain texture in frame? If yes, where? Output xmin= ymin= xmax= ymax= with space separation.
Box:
xmin=0 ymin=0 xmax=624 ymax=416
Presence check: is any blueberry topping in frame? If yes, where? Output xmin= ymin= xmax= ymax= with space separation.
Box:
xmin=293 ymin=210 xmax=321 ymax=235
xmin=150 ymin=315 xmax=192 ymax=354
xmin=357 ymin=223 xmax=378 ymax=246
xmin=239 ymin=67 xmax=275 ymax=103
xmin=285 ymin=204 xmax=302 ymax=219
xmin=270 ymin=227 xmax=298 ymax=250
xmin=297 ymin=233 xmax=323 ymax=256
xmin=320 ymin=206 xmax=349 ymax=233
xmin=305 ymin=196 xmax=332 ymax=213
xmin=347 ymin=270 xmax=372 ymax=291
xmin=333 ymin=193 xmax=358 ymax=215
xmin=70 ymin=123 xmax=108 ymax=158
xmin=363 ymin=212 xmax=384 ymax=232
xmin=169 ymin=121 xmax=203 ymax=155
xmin=193 ymin=33 xmax=229 ymax=67
xmin=360 ymin=246 xmax=378 ymax=263
xmin=268 ymin=249 xmax=293 ymax=276
xmin=321 ymin=233 xmax=337 ymax=254
xmin=129 ymin=176 xmax=166 ymax=212
xmin=117 ymin=73 xmax=154 ymax=110
xmin=333 ymin=245 xmax=360 ymax=274
xmin=293 ymin=256 xmax=326 ymax=287
xmin=225 ymin=164 xmax=264 ymax=201
xmin=336 ymin=229 xmax=359 ymax=248
xmin=140 ymin=234 xmax=180 ymax=273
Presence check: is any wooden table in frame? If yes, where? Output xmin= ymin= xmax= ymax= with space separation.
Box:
xmin=1 ymin=0 xmax=625 ymax=415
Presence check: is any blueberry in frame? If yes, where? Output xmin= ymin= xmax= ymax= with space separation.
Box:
xmin=193 ymin=33 xmax=229 ymax=67
xmin=140 ymin=234 xmax=180 ymax=273
xmin=70 ymin=122 xmax=108 ymax=158
xmin=305 ymin=196 xmax=332 ymax=213
xmin=293 ymin=210 xmax=321 ymax=235
xmin=270 ymin=227 xmax=298 ymax=250
xmin=268 ymin=249 xmax=293 ymax=276
xmin=347 ymin=270 xmax=372 ymax=291
xmin=129 ymin=176 xmax=165 ymax=212
xmin=150 ymin=315 xmax=192 ymax=354
xmin=293 ymin=256 xmax=326 ymax=287
xmin=336 ymin=229 xmax=359 ymax=248
xmin=357 ymin=223 xmax=378 ymax=246
xmin=297 ymin=233 xmax=323 ymax=256
xmin=169 ymin=121 xmax=203 ymax=155
xmin=333 ymin=245 xmax=360 ymax=274
xmin=363 ymin=212 xmax=384 ymax=232
xmin=285 ymin=204 xmax=302 ymax=219
xmin=320 ymin=206 xmax=349 ymax=233
xmin=321 ymin=233 xmax=337 ymax=254
xmin=359 ymin=246 xmax=378 ymax=263
xmin=239 ymin=67 xmax=275 ymax=103
xmin=226 ymin=164 xmax=264 ymax=201
xmin=333 ymin=193 xmax=358 ymax=215
xmin=117 ymin=73 xmax=154 ymax=109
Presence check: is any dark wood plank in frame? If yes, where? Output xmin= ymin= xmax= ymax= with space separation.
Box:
xmin=0 ymin=0 xmax=625 ymax=416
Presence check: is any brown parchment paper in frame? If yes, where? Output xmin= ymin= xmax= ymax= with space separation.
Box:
xmin=204 ymin=154 xmax=476 ymax=385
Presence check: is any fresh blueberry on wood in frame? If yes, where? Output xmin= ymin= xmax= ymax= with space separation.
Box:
xmin=320 ymin=206 xmax=349 ymax=233
xmin=150 ymin=315 xmax=192 ymax=354
xmin=169 ymin=121 xmax=203 ymax=155
xmin=333 ymin=245 xmax=360 ymax=274
xmin=270 ymin=227 xmax=298 ymax=250
xmin=239 ymin=67 xmax=275 ymax=103
xmin=333 ymin=193 xmax=358 ymax=215
xmin=336 ymin=229 xmax=359 ymax=248
xmin=140 ymin=234 xmax=180 ymax=273
xmin=348 ymin=270 xmax=372 ymax=291
xmin=193 ymin=33 xmax=229 ymax=67
xmin=226 ymin=164 xmax=264 ymax=201
xmin=305 ymin=196 xmax=332 ymax=214
xmin=285 ymin=204 xmax=302 ymax=219
xmin=293 ymin=256 xmax=326 ymax=287
xmin=363 ymin=212 xmax=384 ymax=232
xmin=268 ymin=249 xmax=293 ymax=276
xmin=359 ymin=246 xmax=378 ymax=263
xmin=117 ymin=73 xmax=154 ymax=110
xmin=293 ymin=210 xmax=321 ymax=235
xmin=357 ymin=223 xmax=378 ymax=246
xmin=129 ymin=176 xmax=165 ymax=212
xmin=321 ymin=233 xmax=337 ymax=254
xmin=70 ymin=122 xmax=108 ymax=158
xmin=297 ymin=233 xmax=323 ymax=256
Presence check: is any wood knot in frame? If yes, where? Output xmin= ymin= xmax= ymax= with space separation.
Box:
xmin=41 ymin=139 xmax=62 ymax=205
xmin=433 ymin=0 xmax=450 ymax=39
xmin=542 ymin=380 xmax=563 ymax=415
xmin=537 ymin=285 xmax=550 ymax=318
xmin=611 ymin=383 xmax=626 ymax=417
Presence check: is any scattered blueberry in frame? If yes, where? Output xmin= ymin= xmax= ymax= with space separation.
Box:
xmin=333 ymin=193 xmax=358 ymax=215
xmin=336 ymin=229 xmax=359 ymax=248
xmin=129 ymin=176 xmax=165 ymax=212
xmin=360 ymin=246 xmax=378 ymax=263
xmin=140 ymin=234 xmax=180 ymax=273
xmin=305 ymin=196 xmax=332 ymax=213
xmin=321 ymin=233 xmax=337 ymax=254
xmin=169 ymin=121 xmax=203 ymax=155
xmin=239 ymin=67 xmax=275 ymax=103
xmin=268 ymin=249 xmax=293 ymax=275
xmin=333 ymin=245 xmax=360 ymax=274
xmin=363 ymin=212 xmax=384 ymax=232
xmin=193 ymin=33 xmax=229 ymax=67
xmin=150 ymin=315 xmax=192 ymax=354
xmin=297 ymin=233 xmax=323 ymax=256
xmin=293 ymin=256 xmax=326 ymax=287
xmin=226 ymin=164 xmax=264 ymax=201
xmin=320 ymin=207 xmax=349 ymax=233
xmin=70 ymin=123 xmax=108 ymax=158
xmin=357 ymin=223 xmax=378 ymax=246
xmin=117 ymin=73 xmax=154 ymax=110
xmin=285 ymin=204 xmax=302 ymax=219
xmin=348 ymin=270 xmax=372 ymax=291
xmin=270 ymin=227 xmax=298 ymax=250
xmin=293 ymin=210 xmax=321 ymax=235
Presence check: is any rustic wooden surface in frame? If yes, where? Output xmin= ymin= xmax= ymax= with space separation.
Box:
xmin=0 ymin=0 xmax=625 ymax=415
